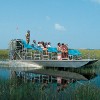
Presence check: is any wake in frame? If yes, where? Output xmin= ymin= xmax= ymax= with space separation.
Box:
xmin=0 ymin=60 xmax=42 ymax=71
xmin=0 ymin=60 xmax=10 ymax=65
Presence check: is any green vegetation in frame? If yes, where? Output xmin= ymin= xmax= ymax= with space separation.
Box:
xmin=79 ymin=49 xmax=100 ymax=60
xmin=72 ymin=83 xmax=100 ymax=100
xmin=0 ymin=49 xmax=100 ymax=60
xmin=0 ymin=77 xmax=100 ymax=100
xmin=0 ymin=49 xmax=8 ymax=60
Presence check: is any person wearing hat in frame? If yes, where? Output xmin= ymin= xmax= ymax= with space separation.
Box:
xmin=25 ymin=30 xmax=30 ymax=44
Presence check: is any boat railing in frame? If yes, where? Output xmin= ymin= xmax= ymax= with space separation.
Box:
xmin=10 ymin=47 xmax=90 ymax=61
xmin=10 ymin=39 xmax=97 ymax=60
xmin=33 ymin=51 xmax=42 ymax=60
xmin=42 ymin=54 xmax=49 ymax=60
xmin=10 ymin=48 xmax=82 ymax=60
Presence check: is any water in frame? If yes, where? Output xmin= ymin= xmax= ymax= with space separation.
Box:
xmin=0 ymin=60 xmax=100 ymax=99
xmin=0 ymin=61 xmax=44 ymax=81
xmin=0 ymin=68 xmax=10 ymax=79
xmin=0 ymin=60 xmax=100 ymax=83
xmin=0 ymin=61 xmax=40 ymax=80
xmin=89 ymin=75 xmax=100 ymax=87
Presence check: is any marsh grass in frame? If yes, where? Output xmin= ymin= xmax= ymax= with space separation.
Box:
xmin=0 ymin=78 xmax=10 ymax=100
xmin=79 ymin=49 xmax=100 ymax=60
xmin=0 ymin=50 xmax=8 ymax=60
xmin=72 ymin=83 xmax=100 ymax=100
xmin=0 ymin=49 xmax=100 ymax=60
xmin=0 ymin=77 xmax=100 ymax=100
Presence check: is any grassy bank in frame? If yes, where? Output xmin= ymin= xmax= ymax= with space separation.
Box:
xmin=0 ymin=49 xmax=8 ymax=60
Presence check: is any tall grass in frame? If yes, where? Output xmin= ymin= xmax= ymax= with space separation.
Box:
xmin=79 ymin=49 xmax=100 ymax=60
xmin=72 ymin=83 xmax=100 ymax=100
xmin=0 ymin=49 xmax=100 ymax=60
xmin=0 ymin=77 xmax=100 ymax=100
xmin=0 ymin=49 xmax=8 ymax=60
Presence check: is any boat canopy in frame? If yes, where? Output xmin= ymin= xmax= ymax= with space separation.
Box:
xmin=21 ymin=40 xmax=42 ymax=51
xmin=21 ymin=40 xmax=58 ymax=52
xmin=48 ymin=47 xmax=58 ymax=53
xmin=68 ymin=49 xmax=81 ymax=56
xmin=21 ymin=40 xmax=32 ymax=49
xmin=21 ymin=40 xmax=81 ymax=56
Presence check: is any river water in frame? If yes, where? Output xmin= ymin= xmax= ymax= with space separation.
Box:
xmin=0 ymin=60 xmax=100 ymax=86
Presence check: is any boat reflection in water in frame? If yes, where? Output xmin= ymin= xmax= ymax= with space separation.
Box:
xmin=10 ymin=68 xmax=97 ymax=92
xmin=0 ymin=61 xmax=97 ymax=92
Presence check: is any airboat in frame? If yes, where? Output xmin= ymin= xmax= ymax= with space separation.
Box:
xmin=8 ymin=39 xmax=98 ymax=68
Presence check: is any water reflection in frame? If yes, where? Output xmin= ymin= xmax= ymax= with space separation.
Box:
xmin=0 ymin=68 xmax=10 ymax=79
xmin=10 ymin=70 xmax=77 ymax=92
xmin=0 ymin=60 xmax=99 ymax=93
xmin=89 ymin=75 xmax=100 ymax=87
xmin=9 ymin=68 xmax=98 ymax=93
xmin=81 ymin=72 xmax=97 ymax=80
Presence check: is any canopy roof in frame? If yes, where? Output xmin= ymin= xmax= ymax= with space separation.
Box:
xmin=21 ymin=40 xmax=81 ymax=56
xmin=68 ymin=49 xmax=81 ymax=56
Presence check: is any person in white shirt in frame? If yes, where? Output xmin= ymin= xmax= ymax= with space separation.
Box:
xmin=47 ymin=42 xmax=51 ymax=47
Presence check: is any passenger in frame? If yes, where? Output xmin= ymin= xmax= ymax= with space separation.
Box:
xmin=33 ymin=40 xmax=37 ymax=47
xmin=61 ymin=43 xmax=68 ymax=58
xmin=57 ymin=43 xmax=61 ymax=52
xmin=33 ymin=40 xmax=36 ymax=44
xmin=42 ymin=42 xmax=48 ymax=55
xmin=37 ymin=42 xmax=41 ymax=47
xmin=40 ymin=41 xmax=45 ymax=49
xmin=57 ymin=43 xmax=62 ymax=60
xmin=45 ymin=42 xmax=48 ymax=48
xmin=25 ymin=30 xmax=30 ymax=44
xmin=64 ymin=44 xmax=68 ymax=58
xmin=31 ymin=40 xmax=37 ymax=48
xmin=47 ymin=42 xmax=51 ymax=47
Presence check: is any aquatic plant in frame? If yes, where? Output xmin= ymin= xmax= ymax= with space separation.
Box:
xmin=0 ymin=77 xmax=100 ymax=100
xmin=72 ymin=83 xmax=100 ymax=100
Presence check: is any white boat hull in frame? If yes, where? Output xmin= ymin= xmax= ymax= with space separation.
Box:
xmin=16 ymin=59 xmax=98 ymax=68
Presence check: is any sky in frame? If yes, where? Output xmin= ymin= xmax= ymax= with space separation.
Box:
xmin=0 ymin=0 xmax=100 ymax=49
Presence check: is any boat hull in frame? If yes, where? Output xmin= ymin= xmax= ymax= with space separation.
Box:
xmin=17 ymin=59 xmax=98 ymax=68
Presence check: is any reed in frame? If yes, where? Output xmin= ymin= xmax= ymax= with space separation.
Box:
xmin=0 ymin=49 xmax=100 ymax=60
xmin=72 ymin=83 xmax=100 ymax=100
xmin=0 ymin=49 xmax=8 ymax=60
xmin=79 ymin=49 xmax=100 ymax=60
xmin=0 ymin=78 xmax=100 ymax=100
